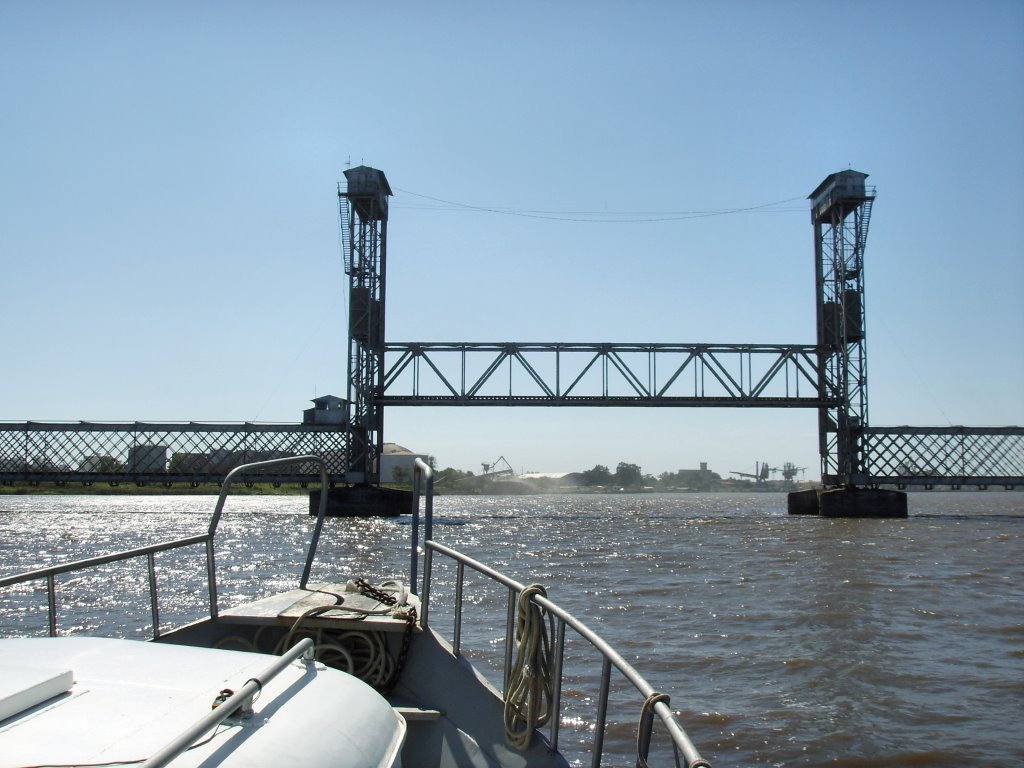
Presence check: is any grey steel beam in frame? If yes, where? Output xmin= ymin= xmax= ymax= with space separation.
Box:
xmin=380 ymin=395 xmax=830 ymax=407
xmin=382 ymin=341 xmax=824 ymax=406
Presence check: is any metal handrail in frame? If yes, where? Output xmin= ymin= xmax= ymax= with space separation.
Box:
xmin=421 ymin=539 xmax=709 ymax=768
xmin=140 ymin=637 xmax=316 ymax=768
xmin=0 ymin=455 xmax=329 ymax=637
xmin=0 ymin=534 xmax=210 ymax=638
xmin=408 ymin=457 xmax=434 ymax=594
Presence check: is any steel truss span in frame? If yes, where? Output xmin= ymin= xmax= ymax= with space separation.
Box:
xmin=382 ymin=342 xmax=830 ymax=407
xmin=859 ymin=426 xmax=1024 ymax=489
xmin=0 ymin=422 xmax=348 ymax=486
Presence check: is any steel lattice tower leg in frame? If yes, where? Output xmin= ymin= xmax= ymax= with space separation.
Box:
xmin=340 ymin=166 xmax=392 ymax=485
xmin=809 ymin=171 xmax=875 ymax=488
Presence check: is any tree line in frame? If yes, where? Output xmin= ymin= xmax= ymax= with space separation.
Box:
xmin=425 ymin=461 xmax=726 ymax=492
xmin=579 ymin=462 xmax=723 ymax=491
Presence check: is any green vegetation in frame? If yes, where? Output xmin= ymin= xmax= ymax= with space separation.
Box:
xmin=418 ymin=461 xmax=741 ymax=494
xmin=576 ymin=462 xmax=725 ymax=491
xmin=1 ymin=459 xmax=807 ymax=496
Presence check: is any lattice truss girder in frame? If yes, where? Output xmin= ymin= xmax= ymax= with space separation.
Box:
xmin=381 ymin=343 xmax=829 ymax=405
xmin=863 ymin=428 xmax=1024 ymax=484
xmin=0 ymin=424 xmax=349 ymax=481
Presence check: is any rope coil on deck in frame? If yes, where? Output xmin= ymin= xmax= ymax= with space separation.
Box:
xmin=503 ymin=583 xmax=555 ymax=751
xmin=273 ymin=580 xmax=414 ymax=693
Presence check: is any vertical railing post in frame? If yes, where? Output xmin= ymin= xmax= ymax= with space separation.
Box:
xmin=636 ymin=706 xmax=656 ymax=768
xmin=147 ymin=551 xmax=160 ymax=639
xmin=591 ymin=656 xmax=612 ymax=768
xmin=504 ymin=586 xmax=517 ymax=696
xmin=410 ymin=475 xmax=420 ymax=595
xmin=549 ymin=617 xmax=567 ymax=753
xmin=424 ymin=466 xmax=434 ymax=544
xmin=421 ymin=544 xmax=433 ymax=628
xmin=206 ymin=537 xmax=218 ymax=619
xmin=46 ymin=574 xmax=57 ymax=637
xmin=299 ymin=461 xmax=329 ymax=590
xmin=411 ymin=458 xmax=434 ymax=596
xmin=453 ymin=561 xmax=465 ymax=656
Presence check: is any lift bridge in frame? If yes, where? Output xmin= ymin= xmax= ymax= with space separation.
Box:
xmin=1 ymin=168 xmax=1021 ymax=511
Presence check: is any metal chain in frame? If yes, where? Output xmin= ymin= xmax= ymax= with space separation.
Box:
xmin=387 ymin=605 xmax=417 ymax=693
xmin=355 ymin=578 xmax=397 ymax=605
xmin=354 ymin=578 xmax=417 ymax=693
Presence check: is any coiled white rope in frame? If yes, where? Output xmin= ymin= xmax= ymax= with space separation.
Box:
xmin=215 ymin=580 xmax=408 ymax=692
xmin=503 ymin=583 xmax=555 ymax=750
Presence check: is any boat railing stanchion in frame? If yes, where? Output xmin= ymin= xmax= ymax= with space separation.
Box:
xmin=636 ymin=703 xmax=655 ymax=767
xmin=411 ymin=458 xmax=434 ymax=596
xmin=549 ymin=617 xmax=567 ymax=753
xmin=423 ymin=463 xmax=434 ymax=543
xmin=591 ymin=656 xmax=612 ymax=768
xmin=298 ymin=460 xmax=330 ymax=590
xmin=46 ymin=574 xmax=56 ymax=637
xmin=421 ymin=544 xmax=433 ymax=628
xmin=634 ymin=692 xmax=659 ymax=768
xmin=147 ymin=551 xmax=160 ymax=639
xmin=410 ymin=474 xmax=420 ymax=596
xmin=205 ymin=538 xmax=218 ymax=619
xmin=503 ymin=586 xmax=517 ymax=696
xmin=453 ymin=560 xmax=465 ymax=656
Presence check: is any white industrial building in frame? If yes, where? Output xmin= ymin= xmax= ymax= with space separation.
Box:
xmin=380 ymin=443 xmax=429 ymax=484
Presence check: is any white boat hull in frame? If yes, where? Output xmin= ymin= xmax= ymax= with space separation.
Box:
xmin=0 ymin=637 xmax=406 ymax=767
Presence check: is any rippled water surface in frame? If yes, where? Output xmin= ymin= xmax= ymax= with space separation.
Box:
xmin=1 ymin=492 xmax=1021 ymax=767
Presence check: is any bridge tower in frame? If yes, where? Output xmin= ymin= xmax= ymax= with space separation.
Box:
xmin=808 ymin=170 xmax=874 ymax=488
xmin=339 ymin=166 xmax=392 ymax=485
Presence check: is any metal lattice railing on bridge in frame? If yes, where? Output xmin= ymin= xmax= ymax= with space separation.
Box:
xmin=0 ymin=422 xmax=349 ymax=485
xmin=862 ymin=426 xmax=1024 ymax=488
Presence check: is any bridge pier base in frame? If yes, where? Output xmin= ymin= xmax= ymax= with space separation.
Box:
xmin=309 ymin=486 xmax=412 ymax=517
xmin=787 ymin=487 xmax=907 ymax=518
xmin=787 ymin=489 xmax=821 ymax=515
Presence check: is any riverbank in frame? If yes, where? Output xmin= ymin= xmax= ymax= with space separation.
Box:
xmin=0 ymin=480 xmax=820 ymax=496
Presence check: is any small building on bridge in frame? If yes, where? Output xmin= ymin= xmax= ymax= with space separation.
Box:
xmin=303 ymin=395 xmax=348 ymax=426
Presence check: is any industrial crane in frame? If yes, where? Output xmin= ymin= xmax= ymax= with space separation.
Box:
xmin=480 ymin=456 xmax=515 ymax=479
xmin=769 ymin=462 xmax=806 ymax=482
xmin=730 ymin=461 xmax=806 ymax=484
xmin=730 ymin=461 xmax=771 ymax=483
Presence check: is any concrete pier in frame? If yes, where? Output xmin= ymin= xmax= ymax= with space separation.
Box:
xmin=787 ymin=489 xmax=822 ymax=515
xmin=788 ymin=487 xmax=908 ymax=518
xmin=309 ymin=486 xmax=413 ymax=517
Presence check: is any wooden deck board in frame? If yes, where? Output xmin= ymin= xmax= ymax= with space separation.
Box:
xmin=218 ymin=582 xmax=419 ymax=633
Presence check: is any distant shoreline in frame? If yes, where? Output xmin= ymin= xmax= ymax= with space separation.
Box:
xmin=0 ymin=481 xmax=909 ymax=497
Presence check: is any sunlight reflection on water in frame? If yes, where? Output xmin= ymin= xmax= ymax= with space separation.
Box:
xmin=1 ymin=491 xmax=1021 ymax=766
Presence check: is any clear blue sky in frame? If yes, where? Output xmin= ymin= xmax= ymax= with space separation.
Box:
xmin=2 ymin=1 xmax=1022 ymax=478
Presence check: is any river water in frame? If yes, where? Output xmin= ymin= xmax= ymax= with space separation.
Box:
xmin=1 ymin=492 xmax=1021 ymax=767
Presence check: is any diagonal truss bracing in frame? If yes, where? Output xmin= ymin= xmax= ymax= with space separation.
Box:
xmin=0 ymin=422 xmax=349 ymax=485
xmin=382 ymin=342 xmax=828 ymax=407
xmin=861 ymin=426 xmax=1024 ymax=487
